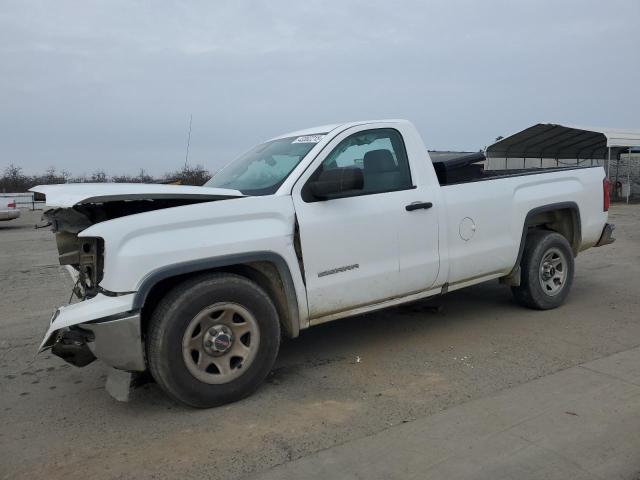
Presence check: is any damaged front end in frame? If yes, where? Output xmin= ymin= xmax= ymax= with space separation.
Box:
xmin=34 ymin=185 xmax=244 ymax=363
xmin=39 ymin=207 xmax=108 ymax=369
xmin=41 ymin=294 xmax=146 ymax=371
xmin=39 ymin=201 xmax=193 ymax=369
xmin=31 ymin=183 xmax=246 ymax=399
xmin=38 ymin=203 xmax=167 ymax=370
xmin=46 ymin=207 xmax=104 ymax=300
xmin=43 ymin=302 xmax=146 ymax=401
xmin=43 ymin=197 xmax=215 ymax=301
xmin=50 ymin=327 xmax=96 ymax=368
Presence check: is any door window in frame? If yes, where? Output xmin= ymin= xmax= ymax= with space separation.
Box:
xmin=304 ymin=129 xmax=413 ymax=200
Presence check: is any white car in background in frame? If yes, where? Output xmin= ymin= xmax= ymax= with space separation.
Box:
xmin=0 ymin=198 xmax=20 ymax=221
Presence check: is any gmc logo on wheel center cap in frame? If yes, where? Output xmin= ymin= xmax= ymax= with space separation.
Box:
xmin=214 ymin=335 xmax=231 ymax=350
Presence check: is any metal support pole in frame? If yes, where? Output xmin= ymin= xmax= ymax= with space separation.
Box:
xmin=606 ymin=147 xmax=611 ymax=178
xmin=627 ymin=148 xmax=631 ymax=204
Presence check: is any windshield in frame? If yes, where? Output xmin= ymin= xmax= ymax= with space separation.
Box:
xmin=205 ymin=134 xmax=325 ymax=195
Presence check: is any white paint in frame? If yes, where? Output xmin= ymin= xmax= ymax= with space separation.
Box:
xmin=459 ymin=217 xmax=476 ymax=241
xmin=36 ymin=119 xmax=610 ymax=369
xmin=290 ymin=121 xmax=441 ymax=318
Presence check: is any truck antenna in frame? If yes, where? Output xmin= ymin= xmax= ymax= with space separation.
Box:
xmin=184 ymin=114 xmax=193 ymax=169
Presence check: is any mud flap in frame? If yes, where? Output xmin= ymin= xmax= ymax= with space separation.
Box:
xmin=595 ymin=223 xmax=615 ymax=247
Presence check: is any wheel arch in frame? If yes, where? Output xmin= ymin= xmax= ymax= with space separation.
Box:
xmin=134 ymin=252 xmax=301 ymax=339
xmin=515 ymin=202 xmax=581 ymax=269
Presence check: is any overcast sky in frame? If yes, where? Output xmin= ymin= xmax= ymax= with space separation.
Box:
xmin=1 ymin=0 xmax=639 ymax=176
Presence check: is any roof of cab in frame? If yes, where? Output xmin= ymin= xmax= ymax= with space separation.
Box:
xmin=269 ymin=119 xmax=409 ymax=141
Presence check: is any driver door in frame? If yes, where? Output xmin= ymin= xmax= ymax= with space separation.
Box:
xmin=292 ymin=127 xmax=414 ymax=319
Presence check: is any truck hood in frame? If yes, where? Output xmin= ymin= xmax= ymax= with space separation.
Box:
xmin=30 ymin=183 xmax=244 ymax=208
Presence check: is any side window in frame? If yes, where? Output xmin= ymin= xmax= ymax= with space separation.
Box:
xmin=307 ymin=129 xmax=412 ymax=199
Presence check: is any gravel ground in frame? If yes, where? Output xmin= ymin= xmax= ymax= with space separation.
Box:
xmin=1 ymin=205 xmax=639 ymax=480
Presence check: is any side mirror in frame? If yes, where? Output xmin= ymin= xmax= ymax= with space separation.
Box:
xmin=308 ymin=167 xmax=364 ymax=199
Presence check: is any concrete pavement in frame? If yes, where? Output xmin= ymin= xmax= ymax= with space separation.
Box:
xmin=2 ymin=205 xmax=640 ymax=480
xmin=250 ymin=346 xmax=640 ymax=480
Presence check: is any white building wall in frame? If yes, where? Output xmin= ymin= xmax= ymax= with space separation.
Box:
xmin=609 ymin=153 xmax=640 ymax=198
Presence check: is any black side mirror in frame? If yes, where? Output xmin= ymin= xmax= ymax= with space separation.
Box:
xmin=308 ymin=167 xmax=364 ymax=200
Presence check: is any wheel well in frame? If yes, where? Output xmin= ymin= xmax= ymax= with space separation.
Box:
xmin=524 ymin=207 xmax=580 ymax=255
xmin=503 ymin=204 xmax=581 ymax=286
xmin=140 ymin=262 xmax=299 ymax=340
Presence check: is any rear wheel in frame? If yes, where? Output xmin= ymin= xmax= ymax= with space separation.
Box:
xmin=511 ymin=230 xmax=574 ymax=310
xmin=146 ymin=273 xmax=280 ymax=408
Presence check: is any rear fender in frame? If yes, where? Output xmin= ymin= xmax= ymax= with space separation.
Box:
xmin=511 ymin=202 xmax=581 ymax=276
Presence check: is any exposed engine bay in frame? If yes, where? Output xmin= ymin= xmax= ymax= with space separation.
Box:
xmin=43 ymin=198 xmax=215 ymax=299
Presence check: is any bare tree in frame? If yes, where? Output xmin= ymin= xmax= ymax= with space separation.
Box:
xmin=164 ymin=164 xmax=212 ymax=186
xmin=90 ymin=170 xmax=108 ymax=183
xmin=0 ymin=163 xmax=215 ymax=191
xmin=1 ymin=164 xmax=30 ymax=192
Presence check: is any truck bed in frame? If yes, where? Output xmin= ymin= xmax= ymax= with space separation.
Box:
xmin=431 ymin=151 xmax=598 ymax=186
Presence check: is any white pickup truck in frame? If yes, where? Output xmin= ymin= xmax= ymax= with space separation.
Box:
xmin=32 ymin=119 xmax=615 ymax=407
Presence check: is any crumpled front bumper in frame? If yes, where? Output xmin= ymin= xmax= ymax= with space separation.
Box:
xmin=40 ymin=293 xmax=146 ymax=372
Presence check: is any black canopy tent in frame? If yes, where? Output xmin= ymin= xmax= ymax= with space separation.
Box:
xmin=486 ymin=123 xmax=640 ymax=202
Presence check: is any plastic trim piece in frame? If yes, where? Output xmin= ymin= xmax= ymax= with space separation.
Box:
xmin=595 ymin=223 xmax=616 ymax=247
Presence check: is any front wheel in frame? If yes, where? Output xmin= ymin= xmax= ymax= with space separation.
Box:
xmin=146 ymin=273 xmax=280 ymax=408
xmin=511 ymin=230 xmax=575 ymax=310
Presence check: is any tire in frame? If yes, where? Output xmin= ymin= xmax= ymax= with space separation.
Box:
xmin=511 ymin=229 xmax=575 ymax=310
xmin=146 ymin=272 xmax=280 ymax=408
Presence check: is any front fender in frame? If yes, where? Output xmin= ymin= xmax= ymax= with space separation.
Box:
xmin=79 ymin=195 xmax=309 ymax=330
xmin=81 ymin=196 xmax=299 ymax=291
xmin=132 ymin=250 xmax=303 ymax=337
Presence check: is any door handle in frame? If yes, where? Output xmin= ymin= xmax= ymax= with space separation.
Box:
xmin=405 ymin=201 xmax=433 ymax=211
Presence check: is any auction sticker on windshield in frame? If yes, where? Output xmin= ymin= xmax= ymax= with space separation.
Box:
xmin=292 ymin=135 xmax=325 ymax=144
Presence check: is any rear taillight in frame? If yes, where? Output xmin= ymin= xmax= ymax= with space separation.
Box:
xmin=7 ymin=201 xmax=16 ymax=209
xmin=603 ymin=178 xmax=610 ymax=212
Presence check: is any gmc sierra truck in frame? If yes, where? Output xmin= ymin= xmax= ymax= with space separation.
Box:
xmin=32 ymin=119 xmax=615 ymax=407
